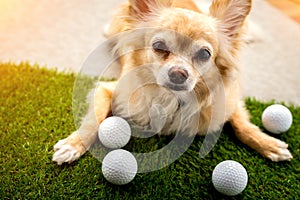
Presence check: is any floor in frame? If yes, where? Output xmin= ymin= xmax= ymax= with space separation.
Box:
xmin=0 ymin=0 xmax=299 ymax=105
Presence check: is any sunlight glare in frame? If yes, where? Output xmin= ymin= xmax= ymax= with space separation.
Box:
xmin=0 ymin=0 xmax=23 ymax=16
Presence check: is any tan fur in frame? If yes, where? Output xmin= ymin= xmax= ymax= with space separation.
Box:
xmin=105 ymin=0 xmax=201 ymax=37
xmin=53 ymin=0 xmax=292 ymax=165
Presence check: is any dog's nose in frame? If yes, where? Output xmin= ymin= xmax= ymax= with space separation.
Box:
xmin=168 ymin=67 xmax=189 ymax=84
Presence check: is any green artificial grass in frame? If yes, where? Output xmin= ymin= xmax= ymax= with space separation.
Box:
xmin=0 ymin=62 xmax=299 ymax=199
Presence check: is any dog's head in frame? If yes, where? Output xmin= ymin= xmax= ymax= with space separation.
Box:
xmin=114 ymin=0 xmax=251 ymax=93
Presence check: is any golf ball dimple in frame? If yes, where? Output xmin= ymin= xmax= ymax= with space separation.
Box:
xmin=212 ymin=160 xmax=248 ymax=196
xmin=102 ymin=149 xmax=138 ymax=185
xmin=98 ymin=116 xmax=131 ymax=149
xmin=262 ymin=104 xmax=292 ymax=134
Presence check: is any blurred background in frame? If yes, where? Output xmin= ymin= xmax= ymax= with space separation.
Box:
xmin=0 ymin=0 xmax=299 ymax=105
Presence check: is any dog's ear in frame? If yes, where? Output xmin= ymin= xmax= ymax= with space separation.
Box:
xmin=129 ymin=0 xmax=173 ymax=20
xmin=209 ymin=0 xmax=251 ymax=38
xmin=130 ymin=0 xmax=153 ymax=16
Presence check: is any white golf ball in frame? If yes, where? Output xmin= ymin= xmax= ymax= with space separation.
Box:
xmin=262 ymin=104 xmax=293 ymax=134
xmin=102 ymin=149 xmax=138 ymax=185
xmin=98 ymin=116 xmax=131 ymax=149
xmin=212 ymin=160 xmax=248 ymax=196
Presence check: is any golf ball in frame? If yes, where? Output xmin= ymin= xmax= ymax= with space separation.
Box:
xmin=262 ymin=104 xmax=292 ymax=134
xmin=212 ymin=160 xmax=248 ymax=196
xmin=102 ymin=149 xmax=138 ymax=185
xmin=98 ymin=116 xmax=131 ymax=149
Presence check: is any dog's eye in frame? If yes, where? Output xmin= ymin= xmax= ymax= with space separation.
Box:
xmin=195 ymin=48 xmax=211 ymax=62
xmin=152 ymin=41 xmax=170 ymax=54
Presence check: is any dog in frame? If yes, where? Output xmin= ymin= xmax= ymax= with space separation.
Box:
xmin=52 ymin=0 xmax=292 ymax=165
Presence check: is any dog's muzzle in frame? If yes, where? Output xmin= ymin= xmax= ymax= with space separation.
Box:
xmin=168 ymin=67 xmax=189 ymax=84
xmin=163 ymin=67 xmax=190 ymax=91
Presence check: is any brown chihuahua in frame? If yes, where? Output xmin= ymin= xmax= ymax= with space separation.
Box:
xmin=53 ymin=0 xmax=292 ymax=165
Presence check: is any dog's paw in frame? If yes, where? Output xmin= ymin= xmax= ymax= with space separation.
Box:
xmin=262 ymin=138 xmax=293 ymax=162
xmin=52 ymin=139 xmax=82 ymax=165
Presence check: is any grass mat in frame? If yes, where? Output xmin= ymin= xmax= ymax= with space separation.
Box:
xmin=0 ymin=63 xmax=299 ymax=199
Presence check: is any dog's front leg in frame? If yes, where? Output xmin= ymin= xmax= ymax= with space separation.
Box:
xmin=52 ymin=82 xmax=116 ymax=165
xmin=229 ymin=102 xmax=293 ymax=162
